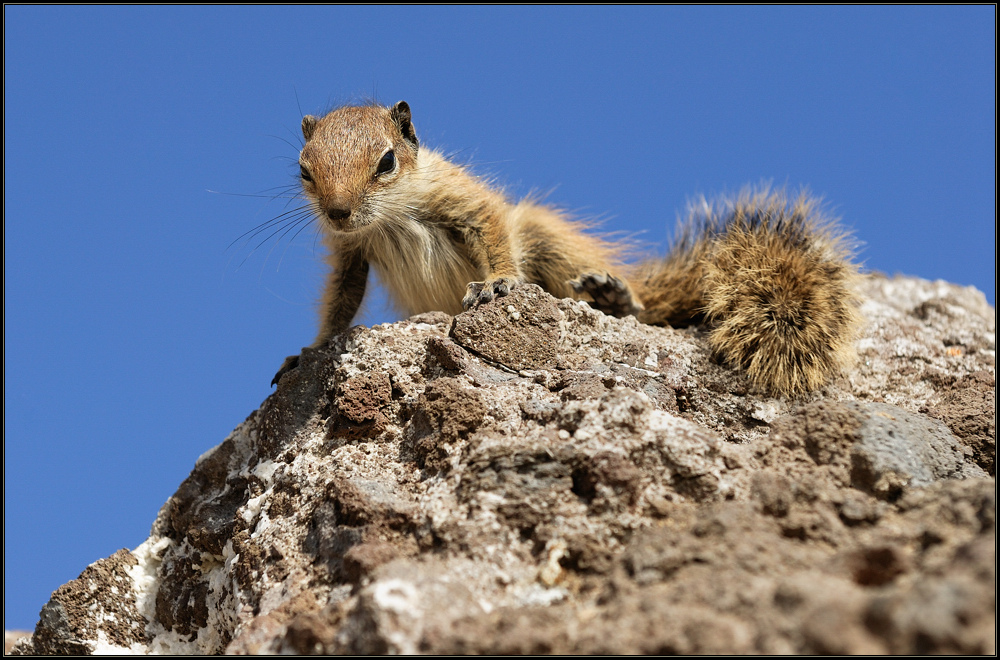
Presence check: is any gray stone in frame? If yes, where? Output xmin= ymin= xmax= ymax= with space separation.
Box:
xmin=13 ymin=275 xmax=995 ymax=656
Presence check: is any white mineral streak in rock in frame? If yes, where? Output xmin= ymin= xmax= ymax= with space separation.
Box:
xmin=129 ymin=537 xmax=194 ymax=655
xmin=122 ymin=537 xmax=171 ymax=654
xmin=91 ymin=629 xmax=146 ymax=655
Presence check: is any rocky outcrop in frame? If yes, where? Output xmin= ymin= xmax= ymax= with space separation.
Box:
xmin=12 ymin=274 xmax=995 ymax=655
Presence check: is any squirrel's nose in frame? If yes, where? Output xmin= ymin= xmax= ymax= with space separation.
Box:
xmin=323 ymin=199 xmax=351 ymax=222
xmin=325 ymin=206 xmax=350 ymax=222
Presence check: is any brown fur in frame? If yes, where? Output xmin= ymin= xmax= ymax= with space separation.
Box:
xmin=299 ymin=103 xmax=632 ymax=326
xmin=633 ymin=189 xmax=862 ymax=396
xmin=273 ymin=101 xmax=863 ymax=396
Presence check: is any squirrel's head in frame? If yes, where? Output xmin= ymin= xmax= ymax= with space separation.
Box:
xmin=298 ymin=101 xmax=420 ymax=233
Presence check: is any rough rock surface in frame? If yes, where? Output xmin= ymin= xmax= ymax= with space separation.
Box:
xmin=12 ymin=274 xmax=995 ymax=655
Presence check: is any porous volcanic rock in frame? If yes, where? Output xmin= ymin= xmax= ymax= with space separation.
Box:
xmin=12 ymin=274 xmax=995 ymax=655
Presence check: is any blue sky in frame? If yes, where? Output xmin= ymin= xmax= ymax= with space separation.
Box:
xmin=4 ymin=6 xmax=995 ymax=630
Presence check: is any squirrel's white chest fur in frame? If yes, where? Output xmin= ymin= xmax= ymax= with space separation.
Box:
xmin=351 ymin=149 xmax=482 ymax=316
xmin=364 ymin=216 xmax=479 ymax=317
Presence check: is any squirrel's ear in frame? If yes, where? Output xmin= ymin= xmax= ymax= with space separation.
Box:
xmin=302 ymin=115 xmax=318 ymax=141
xmin=390 ymin=101 xmax=418 ymax=149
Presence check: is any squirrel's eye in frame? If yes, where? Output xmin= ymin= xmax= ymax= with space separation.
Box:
xmin=299 ymin=165 xmax=313 ymax=182
xmin=376 ymin=150 xmax=396 ymax=176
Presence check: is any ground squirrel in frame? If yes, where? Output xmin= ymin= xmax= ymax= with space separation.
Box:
xmin=270 ymin=100 xmax=862 ymax=396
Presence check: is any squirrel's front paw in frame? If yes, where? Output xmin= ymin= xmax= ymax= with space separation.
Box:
xmin=462 ymin=276 xmax=518 ymax=310
xmin=271 ymin=354 xmax=300 ymax=387
xmin=569 ymin=272 xmax=644 ymax=318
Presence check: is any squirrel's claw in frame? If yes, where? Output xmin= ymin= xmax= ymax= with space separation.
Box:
xmin=570 ymin=272 xmax=644 ymax=318
xmin=462 ymin=276 xmax=518 ymax=310
xmin=462 ymin=282 xmax=484 ymax=310
xmin=271 ymin=354 xmax=301 ymax=387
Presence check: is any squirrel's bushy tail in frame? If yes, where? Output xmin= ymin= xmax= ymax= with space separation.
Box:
xmin=633 ymin=188 xmax=862 ymax=396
